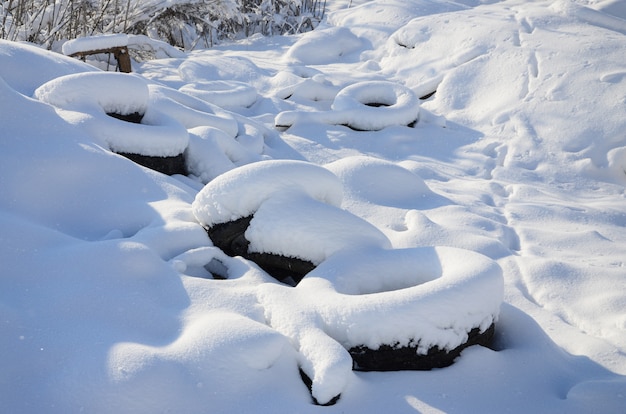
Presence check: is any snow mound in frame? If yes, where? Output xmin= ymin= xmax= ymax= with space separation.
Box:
xmin=271 ymin=71 xmax=339 ymax=101
xmin=179 ymin=55 xmax=262 ymax=83
xmin=0 ymin=39 xmax=96 ymax=95
xmin=283 ymin=26 xmax=364 ymax=65
xmin=192 ymin=160 xmax=343 ymax=227
xmin=326 ymin=155 xmax=434 ymax=209
xmin=179 ymin=80 xmax=258 ymax=108
xmin=185 ymin=126 xmax=264 ymax=183
xmin=34 ymin=72 xmax=189 ymax=157
xmin=147 ymin=84 xmax=239 ymax=135
xmin=109 ymin=311 xmax=292 ymax=380
xmin=246 ymin=191 xmax=392 ymax=265
xmin=275 ymin=80 xmax=420 ymax=130
xmin=327 ymin=0 xmax=465 ymax=40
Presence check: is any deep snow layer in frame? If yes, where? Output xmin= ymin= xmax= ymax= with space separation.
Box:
xmin=2 ymin=0 xmax=626 ymax=412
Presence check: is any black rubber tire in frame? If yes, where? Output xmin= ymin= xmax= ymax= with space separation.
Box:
xmin=349 ymin=323 xmax=496 ymax=371
xmin=118 ymin=152 xmax=188 ymax=176
xmin=299 ymin=369 xmax=341 ymax=406
xmin=206 ymin=216 xmax=316 ymax=285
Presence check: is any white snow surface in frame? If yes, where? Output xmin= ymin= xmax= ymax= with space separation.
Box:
xmin=34 ymin=72 xmax=189 ymax=156
xmin=61 ymin=33 xmax=129 ymax=56
xmin=61 ymin=33 xmax=186 ymax=60
xmin=2 ymin=0 xmax=626 ymax=412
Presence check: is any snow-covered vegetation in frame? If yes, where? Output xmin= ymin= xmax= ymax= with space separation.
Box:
xmin=0 ymin=0 xmax=325 ymax=49
xmin=2 ymin=0 xmax=626 ymax=412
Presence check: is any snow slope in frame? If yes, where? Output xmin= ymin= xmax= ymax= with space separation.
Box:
xmin=1 ymin=0 xmax=626 ymax=412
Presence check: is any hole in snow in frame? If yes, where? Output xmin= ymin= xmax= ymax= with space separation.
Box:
xmin=364 ymin=102 xmax=391 ymax=107
xmin=204 ymin=258 xmax=229 ymax=280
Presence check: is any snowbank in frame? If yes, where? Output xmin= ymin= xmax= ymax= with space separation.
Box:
xmin=0 ymin=39 xmax=97 ymax=95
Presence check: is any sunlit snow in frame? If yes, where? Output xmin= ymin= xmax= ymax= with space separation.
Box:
xmin=2 ymin=0 xmax=626 ymax=412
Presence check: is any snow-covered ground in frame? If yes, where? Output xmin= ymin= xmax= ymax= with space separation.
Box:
xmin=2 ymin=0 xmax=626 ymax=412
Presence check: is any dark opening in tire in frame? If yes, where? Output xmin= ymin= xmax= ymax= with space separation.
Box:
xmin=419 ymin=90 xmax=436 ymax=100
xmin=364 ymin=102 xmax=391 ymax=107
xmin=106 ymin=111 xmax=144 ymax=123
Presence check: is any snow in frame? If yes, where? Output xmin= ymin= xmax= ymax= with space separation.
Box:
xmin=2 ymin=0 xmax=626 ymax=412
xmin=61 ymin=34 xmax=186 ymax=60
xmin=246 ymin=189 xmax=392 ymax=264
xmin=282 ymin=26 xmax=365 ymax=65
xmin=179 ymin=80 xmax=258 ymax=108
xmin=0 ymin=39 xmax=97 ymax=95
xmin=61 ymin=34 xmax=129 ymax=56
xmin=34 ymin=72 xmax=150 ymax=115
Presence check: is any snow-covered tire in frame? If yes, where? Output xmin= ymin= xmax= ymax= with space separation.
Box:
xmin=192 ymin=160 xmax=390 ymax=284
xmin=331 ymin=81 xmax=420 ymax=130
xmin=257 ymin=245 xmax=503 ymax=403
xmin=305 ymin=246 xmax=503 ymax=370
xmin=192 ymin=159 xmax=344 ymax=227
xmin=349 ymin=323 xmax=495 ymax=371
xmin=192 ymin=160 xmax=343 ymax=284
xmin=34 ymin=72 xmax=189 ymax=174
xmin=275 ymin=80 xmax=420 ymax=130
xmin=192 ymin=160 xmax=504 ymax=402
